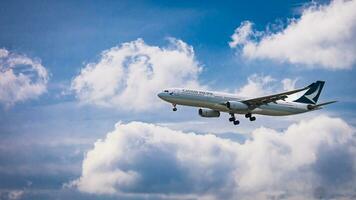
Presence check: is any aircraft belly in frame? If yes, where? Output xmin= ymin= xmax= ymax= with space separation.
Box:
xmin=252 ymin=104 xmax=306 ymax=116
xmin=252 ymin=108 xmax=291 ymax=116
xmin=169 ymin=95 xmax=210 ymax=107
xmin=174 ymin=98 xmax=209 ymax=107
xmin=169 ymin=95 xmax=230 ymax=112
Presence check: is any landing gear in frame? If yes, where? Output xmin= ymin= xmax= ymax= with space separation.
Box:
xmin=172 ymin=104 xmax=177 ymax=111
xmin=229 ymin=113 xmax=240 ymax=125
xmin=245 ymin=113 xmax=256 ymax=122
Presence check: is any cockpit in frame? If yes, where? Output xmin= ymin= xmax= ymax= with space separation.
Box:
xmin=162 ymin=89 xmax=174 ymax=95
xmin=158 ymin=89 xmax=176 ymax=100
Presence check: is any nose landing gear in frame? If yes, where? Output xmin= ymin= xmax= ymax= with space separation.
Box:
xmin=172 ymin=104 xmax=177 ymax=111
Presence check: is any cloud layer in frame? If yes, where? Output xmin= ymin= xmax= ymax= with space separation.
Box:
xmin=229 ymin=0 xmax=356 ymax=69
xmin=71 ymin=38 xmax=203 ymax=111
xmin=72 ymin=116 xmax=356 ymax=199
xmin=0 ymin=48 xmax=49 ymax=107
xmin=235 ymin=74 xmax=297 ymax=98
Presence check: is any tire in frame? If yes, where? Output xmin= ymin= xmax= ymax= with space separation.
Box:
xmin=250 ymin=116 xmax=256 ymax=121
xmin=233 ymin=120 xmax=240 ymax=125
xmin=173 ymin=107 xmax=177 ymax=111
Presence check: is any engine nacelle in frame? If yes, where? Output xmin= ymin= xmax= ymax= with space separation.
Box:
xmin=226 ymin=101 xmax=249 ymax=111
xmin=198 ymin=108 xmax=220 ymax=118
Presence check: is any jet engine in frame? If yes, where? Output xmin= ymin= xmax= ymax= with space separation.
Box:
xmin=226 ymin=101 xmax=249 ymax=111
xmin=198 ymin=108 xmax=220 ymax=117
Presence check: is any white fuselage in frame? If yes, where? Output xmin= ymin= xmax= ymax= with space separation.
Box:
xmin=158 ymin=88 xmax=312 ymax=116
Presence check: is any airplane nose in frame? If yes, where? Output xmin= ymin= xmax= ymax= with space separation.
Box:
xmin=157 ymin=92 xmax=164 ymax=99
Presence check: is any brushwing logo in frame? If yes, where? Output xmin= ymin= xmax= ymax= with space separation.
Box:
xmin=293 ymin=81 xmax=324 ymax=104
xmin=304 ymin=84 xmax=320 ymax=104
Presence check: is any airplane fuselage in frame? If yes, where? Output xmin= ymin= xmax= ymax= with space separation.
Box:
xmin=158 ymin=88 xmax=311 ymax=116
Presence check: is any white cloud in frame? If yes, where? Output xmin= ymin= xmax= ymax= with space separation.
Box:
xmin=71 ymin=38 xmax=203 ymax=111
xmin=235 ymin=74 xmax=275 ymax=97
xmin=71 ymin=116 xmax=356 ymax=199
xmin=228 ymin=21 xmax=254 ymax=48
xmin=0 ymin=190 xmax=24 ymax=200
xmin=0 ymin=48 xmax=9 ymax=58
xmin=0 ymin=48 xmax=49 ymax=107
xmin=8 ymin=190 xmax=24 ymax=200
xmin=235 ymin=74 xmax=297 ymax=98
xmin=281 ymin=78 xmax=298 ymax=91
xmin=229 ymin=0 xmax=356 ymax=69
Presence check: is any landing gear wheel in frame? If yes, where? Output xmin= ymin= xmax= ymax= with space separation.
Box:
xmin=250 ymin=116 xmax=256 ymax=121
xmin=173 ymin=107 xmax=177 ymax=111
xmin=229 ymin=113 xmax=239 ymax=125
xmin=245 ymin=113 xmax=251 ymax=118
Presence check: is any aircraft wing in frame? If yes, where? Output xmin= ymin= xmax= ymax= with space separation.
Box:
xmin=241 ymin=85 xmax=311 ymax=107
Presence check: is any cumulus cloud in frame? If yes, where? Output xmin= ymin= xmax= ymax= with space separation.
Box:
xmin=228 ymin=21 xmax=254 ymax=49
xmin=235 ymin=74 xmax=297 ymax=98
xmin=0 ymin=190 xmax=24 ymax=200
xmin=71 ymin=116 xmax=356 ymax=199
xmin=71 ymin=38 xmax=203 ymax=111
xmin=0 ymin=48 xmax=49 ymax=107
xmin=229 ymin=0 xmax=356 ymax=69
xmin=8 ymin=190 xmax=24 ymax=200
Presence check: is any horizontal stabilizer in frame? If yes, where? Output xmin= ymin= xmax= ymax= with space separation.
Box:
xmin=316 ymin=100 xmax=338 ymax=107
xmin=307 ymin=100 xmax=337 ymax=110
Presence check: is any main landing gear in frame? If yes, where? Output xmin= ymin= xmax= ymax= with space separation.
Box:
xmin=245 ymin=113 xmax=256 ymax=121
xmin=172 ymin=104 xmax=177 ymax=111
xmin=229 ymin=113 xmax=240 ymax=125
xmin=229 ymin=113 xmax=257 ymax=125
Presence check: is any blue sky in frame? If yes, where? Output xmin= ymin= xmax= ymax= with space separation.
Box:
xmin=1 ymin=0 xmax=356 ymax=199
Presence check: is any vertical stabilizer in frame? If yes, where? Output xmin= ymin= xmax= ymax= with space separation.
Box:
xmin=294 ymin=81 xmax=325 ymax=104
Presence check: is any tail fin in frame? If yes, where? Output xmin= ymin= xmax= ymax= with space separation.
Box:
xmin=294 ymin=81 xmax=325 ymax=104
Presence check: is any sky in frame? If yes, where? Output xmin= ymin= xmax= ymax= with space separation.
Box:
xmin=0 ymin=0 xmax=356 ymax=199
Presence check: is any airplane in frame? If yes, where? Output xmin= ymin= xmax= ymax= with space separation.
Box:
xmin=157 ymin=81 xmax=337 ymax=125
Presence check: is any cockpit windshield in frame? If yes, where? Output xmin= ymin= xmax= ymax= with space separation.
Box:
xmin=164 ymin=90 xmax=169 ymax=93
